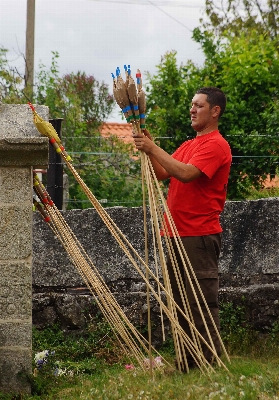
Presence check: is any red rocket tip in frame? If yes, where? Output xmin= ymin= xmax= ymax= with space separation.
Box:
xmin=28 ymin=102 xmax=35 ymax=111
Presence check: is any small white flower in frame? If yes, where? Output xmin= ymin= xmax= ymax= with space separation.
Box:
xmin=34 ymin=350 xmax=49 ymax=363
xmin=55 ymin=368 xmax=67 ymax=376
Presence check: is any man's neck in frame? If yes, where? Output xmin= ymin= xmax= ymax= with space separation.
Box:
xmin=196 ymin=125 xmax=219 ymax=136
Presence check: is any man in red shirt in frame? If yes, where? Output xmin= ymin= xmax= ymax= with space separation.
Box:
xmin=133 ymin=87 xmax=232 ymax=370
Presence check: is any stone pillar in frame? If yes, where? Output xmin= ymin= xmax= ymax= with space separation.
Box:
xmin=0 ymin=104 xmax=48 ymax=393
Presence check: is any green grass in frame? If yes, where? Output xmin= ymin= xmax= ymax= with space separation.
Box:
xmin=1 ymin=306 xmax=279 ymax=400
xmin=37 ymin=358 xmax=279 ymax=399
xmin=4 ymin=356 xmax=279 ymax=400
xmin=246 ymin=186 xmax=279 ymax=199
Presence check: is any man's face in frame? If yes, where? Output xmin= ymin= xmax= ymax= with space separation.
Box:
xmin=190 ymin=93 xmax=217 ymax=133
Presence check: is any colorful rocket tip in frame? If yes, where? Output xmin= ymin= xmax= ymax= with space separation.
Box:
xmin=28 ymin=102 xmax=35 ymax=111
xmin=111 ymin=73 xmax=115 ymax=79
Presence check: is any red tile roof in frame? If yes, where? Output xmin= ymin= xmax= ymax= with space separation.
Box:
xmin=100 ymin=122 xmax=134 ymax=144
xmin=263 ymin=175 xmax=279 ymax=188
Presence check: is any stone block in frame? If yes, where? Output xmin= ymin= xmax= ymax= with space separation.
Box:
xmin=0 ymin=104 xmax=48 ymax=138
xmin=0 ymin=348 xmax=32 ymax=394
xmin=0 ymin=167 xmax=32 ymax=203
xmin=0 ymin=261 xmax=32 ymax=319
xmin=0 ymin=205 xmax=32 ymax=260
xmin=0 ymin=322 xmax=31 ymax=347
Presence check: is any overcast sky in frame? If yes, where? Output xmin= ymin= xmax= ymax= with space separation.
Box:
xmin=0 ymin=0 xmax=206 ymax=121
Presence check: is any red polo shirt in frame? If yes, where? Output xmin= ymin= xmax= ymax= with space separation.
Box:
xmin=163 ymin=130 xmax=232 ymax=237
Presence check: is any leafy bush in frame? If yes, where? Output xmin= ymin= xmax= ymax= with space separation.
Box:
xmin=145 ymin=30 xmax=279 ymax=200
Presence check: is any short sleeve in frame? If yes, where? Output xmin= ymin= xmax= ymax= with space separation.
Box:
xmin=189 ymin=141 xmax=229 ymax=179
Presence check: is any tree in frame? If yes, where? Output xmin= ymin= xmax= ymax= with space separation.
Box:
xmin=0 ymin=50 xmax=143 ymax=208
xmin=202 ymin=0 xmax=279 ymax=43
xmin=145 ymin=30 xmax=279 ymax=199
xmin=145 ymin=52 xmax=199 ymax=154
xmin=0 ymin=47 xmax=25 ymax=103
xmin=34 ymin=52 xmax=143 ymax=209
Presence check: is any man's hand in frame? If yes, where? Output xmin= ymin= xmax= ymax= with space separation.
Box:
xmin=132 ymin=128 xmax=154 ymax=154
xmin=132 ymin=126 xmax=202 ymax=183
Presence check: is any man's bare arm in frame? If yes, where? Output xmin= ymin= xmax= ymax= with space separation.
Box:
xmin=133 ymin=129 xmax=202 ymax=183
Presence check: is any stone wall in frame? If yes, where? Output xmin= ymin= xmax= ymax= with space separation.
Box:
xmin=32 ymin=198 xmax=279 ymax=342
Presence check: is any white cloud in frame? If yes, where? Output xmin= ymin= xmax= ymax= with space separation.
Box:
xmin=0 ymin=0 xmax=205 ymax=121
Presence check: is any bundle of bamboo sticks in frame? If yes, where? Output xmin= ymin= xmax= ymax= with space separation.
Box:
xmin=111 ymin=66 xmax=230 ymax=373
xmin=29 ymin=87 xmax=230 ymax=374
xmin=33 ymin=172 xmax=171 ymax=373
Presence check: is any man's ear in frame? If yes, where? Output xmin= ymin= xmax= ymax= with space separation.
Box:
xmin=212 ymin=105 xmax=221 ymax=118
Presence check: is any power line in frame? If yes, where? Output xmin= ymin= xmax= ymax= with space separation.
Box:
xmin=88 ymin=0 xmax=203 ymax=31
xmin=88 ymin=0 xmax=203 ymax=8
xmin=147 ymin=0 xmax=192 ymax=31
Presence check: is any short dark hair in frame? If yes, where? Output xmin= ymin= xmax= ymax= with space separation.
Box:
xmin=195 ymin=87 xmax=226 ymax=118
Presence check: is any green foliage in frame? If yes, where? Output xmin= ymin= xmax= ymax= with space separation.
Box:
xmin=3 ymin=360 xmax=279 ymax=399
xmin=266 ymin=320 xmax=279 ymax=349
xmin=32 ymin=318 xmax=117 ymax=365
xmin=3 ymin=313 xmax=279 ymax=399
xmin=247 ymin=186 xmax=279 ymax=200
xmin=0 ymin=50 xmax=143 ymax=209
xmin=145 ymin=30 xmax=279 ymax=199
xmin=68 ymin=136 xmax=143 ymax=209
xmin=203 ymin=0 xmax=279 ymax=43
xmin=219 ymin=301 xmax=256 ymax=354
xmin=0 ymin=47 xmax=25 ymax=103
xmin=32 ymin=323 xmax=66 ymax=350
xmin=197 ymin=29 xmax=279 ymax=198
xmin=34 ymin=53 xmax=144 ymax=209
xmin=36 ymin=52 xmax=113 ymax=128
xmin=145 ymin=51 xmax=197 ymax=153
xmin=4 ymin=320 xmax=279 ymax=399
xmin=30 ymin=317 xmax=126 ymax=396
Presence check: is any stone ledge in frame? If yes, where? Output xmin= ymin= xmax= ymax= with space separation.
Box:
xmin=32 ymin=283 xmax=279 ymax=344
xmin=0 ymin=137 xmax=48 ymax=167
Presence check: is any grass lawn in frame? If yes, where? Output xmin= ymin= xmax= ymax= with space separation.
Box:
xmin=2 ymin=355 xmax=279 ymax=400
xmin=1 ymin=304 xmax=279 ymax=400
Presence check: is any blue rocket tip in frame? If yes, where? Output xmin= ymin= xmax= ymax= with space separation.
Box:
xmin=111 ymin=73 xmax=115 ymax=78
